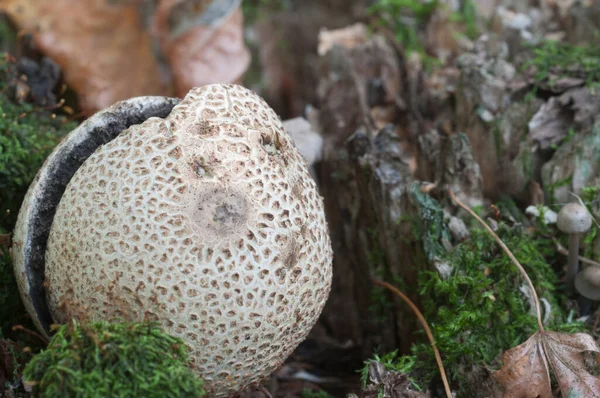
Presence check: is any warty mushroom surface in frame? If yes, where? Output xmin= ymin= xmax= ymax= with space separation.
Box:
xmin=13 ymin=84 xmax=333 ymax=397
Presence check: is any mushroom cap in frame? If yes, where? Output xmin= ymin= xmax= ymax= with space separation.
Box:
xmin=557 ymin=202 xmax=592 ymax=234
xmin=575 ymin=266 xmax=600 ymax=300
xmin=42 ymin=84 xmax=333 ymax=397
xmin=12 ymin=96 xmax=180 ymax=336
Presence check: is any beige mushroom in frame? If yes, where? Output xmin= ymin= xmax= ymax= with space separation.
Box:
xmin=14 ymin=84 xmax=333 ymax=397
xmin=574 ymin=266 xmax=600 ymax=301
xmin=557 ymin=202 xmax=592 ymax=295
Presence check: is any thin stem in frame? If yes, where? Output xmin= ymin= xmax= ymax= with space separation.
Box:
xmin=12 ymin=324 xmax=50 ymax=345
xmin=372 ymin=279 xmax=452 ymax=398
xmin=258 ymin=385 xmax=273 ymax=398
xmin=553 ymin=238 xmax=600 ymax=267
xmin=566 ymin=233 xmax=580 ymax=295
xmin=448 ymin=189 xmax=544 ymax=331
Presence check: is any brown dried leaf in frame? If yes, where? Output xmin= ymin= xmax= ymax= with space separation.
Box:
xmin=4 ymin=0 xmax=250 ymax=113
xmin=153 ymin=0 xmax=250 ymax=98
xmin=493 ymin=332 xmax=552 ymax=398
xmin=3 ymin=0 xmax=170 ymax=114
xmin=317 ymin=23 xmax=369 ymax=56
xmin=493 ymin=331 xmax=600 ymax=398
xmin=543 ymin=331 xmax=600 ymax=398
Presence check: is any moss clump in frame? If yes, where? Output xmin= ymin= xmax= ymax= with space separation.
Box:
xmin=368 ymin=0 xmax=479 ymax=69
xmin=0 ymin=54 xmax=76 ymax=232
xmin=360 ymin=350 xmax=421 ymax=391
xmin=0 ymin=54 xmax=76 ymax=332
xmin=368 ymin=0 xmax=439 ymax=65
xmin=23 ymin=321 xmax=205 ymax=398
xmin=526 ymin=40 xmax=600 ymax=90
xmin=370 ymin=200 xmax=586 ymax=397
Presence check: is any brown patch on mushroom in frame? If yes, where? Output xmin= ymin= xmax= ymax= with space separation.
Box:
xmin=190 ymin=159 xmax=208 ymax=178
xmin=187 ymin=184 xmax=248 ymax=239
xmin=291 ymin=181 xmax=304 ymax=199
xmin=260 ymin=129 xmax=292 ymax=168
xmin=187 ymin=120 xmax=217 ymax=137
xmin=168 ymin=146 xmax=183 ymax=159
xmin=283 ymin=229 xmax=305 ymax=270
xmin=283 ymin=239 xmax=298 ymax=270
xmin=260 ymin=132 xmax=280 ymax=156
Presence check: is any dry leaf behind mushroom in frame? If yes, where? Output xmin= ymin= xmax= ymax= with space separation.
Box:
xmin=153 ymin=1 xmax=250 ymax=97
xmin=3 ymin=0 xmax=170 ymax=113
xmin=3 ymin=0 xmax=250 ymax=113
xmin=493 ymin=331 xmax=600 ymax=398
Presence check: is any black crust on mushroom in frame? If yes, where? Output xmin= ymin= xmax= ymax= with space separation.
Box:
xmin=16 ymin=96 xmax=180 ymax=334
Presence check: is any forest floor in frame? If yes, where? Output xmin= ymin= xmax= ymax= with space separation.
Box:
xmin=2 ymin=1 xmax=600 ymax=397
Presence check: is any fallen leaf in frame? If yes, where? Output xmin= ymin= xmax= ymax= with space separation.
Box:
xmin=3 ymin=0 xmax=250 ymax=113
xmin=544 ymin=331 xmax=600 ymax=398
xmin=493 ymin=333 xmax=552 ymax=398
xmin=493 ymin=331 xmax=600 ymax=398
xmin=527 ymin=96 xmax=573 ymax=151
xmin=153 ymin=0 xmax=250 ymax=97
xmin=3 ymin=0 xmax=169 ymax=113
xmin=317 ymin=23 xmax=369 ymax=56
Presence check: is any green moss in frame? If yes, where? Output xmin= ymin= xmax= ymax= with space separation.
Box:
xmin=0 ymin=17 xmax=17 ymax=54
xmin=367 ymin=226 xmax=401 ymax=323
xmin=369 ymin=184 xmax=451 ymax=322
xmin=0 ymin=56 xmax=76 ymax=232
xmin=23 ymin=321 xmax=205 ymax=398
xmin=367 ymin=196 xmax=586 ymax=396
xmin=581 ymin=186 xmax=600 ymax=203
xmin=368 ymin=0 xmax=440 ymax=68
xmin=369 ymin=0 xmax=479 ymax=69
xmin=360 ymin=350 xmax=421 ymax=391
xmin=545 ymin=175 xmax=573 ymax=206
xmin=406 ymin=184 xmax=449 ymax=262
xmin=446 ymin=0 xmax=479 ymax=41
xmin=1 ymin=329 xmax=30 ymax=394
xmin=525 ymin=40 xmax=600 ymax=91
xmin=241 ymin=0 xmax=285 ymax=25
xmin=455 ymin=0 xmax=478 ymax=40
xmin=408 ymin=224 xmax=586 ymax=396
xmin=0 ymin=54 xmax=75 ymax=333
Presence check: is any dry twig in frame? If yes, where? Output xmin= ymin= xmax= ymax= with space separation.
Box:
xmin=372 ymin=279 xmax=452 ymax=398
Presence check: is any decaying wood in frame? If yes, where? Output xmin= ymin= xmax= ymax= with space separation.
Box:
xmin=309 ymin=2 xmax=600 ymax=378
xmin=313 ymin=32 xmax=484 ymax=356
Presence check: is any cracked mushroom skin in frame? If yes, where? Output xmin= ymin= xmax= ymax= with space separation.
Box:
xmin=43 ymin=85 xmax=333 ymax=396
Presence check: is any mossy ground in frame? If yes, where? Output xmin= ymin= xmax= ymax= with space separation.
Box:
xmin=0 ymin=54 xmax=75 ymax=335
xmin=0 ymin=55 xmax=77 ymax=233
xmin=364 ymin=195 xmax=591 ymax=397
xmin=525 ymin=39 xmax=600 ymax=91
xmin=0 ymin=52 xmax=77 ymax=393
xmin=23 ymin=321 xmax=205 ymax=398
xmin=368 ymin=0 xmax=478 ymax=70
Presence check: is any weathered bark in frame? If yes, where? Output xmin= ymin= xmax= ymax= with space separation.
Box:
xmin=313 ymin=34 xmax=483 ymax=357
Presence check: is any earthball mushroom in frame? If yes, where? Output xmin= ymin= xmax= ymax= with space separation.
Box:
xmin=12 ymin=84 xmax=333 ymax=396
